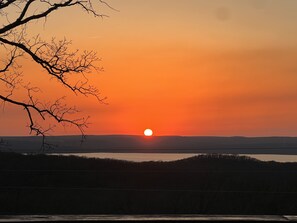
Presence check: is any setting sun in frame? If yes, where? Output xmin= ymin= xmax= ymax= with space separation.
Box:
xmin=144 ymin=129 xmax=153 ymax=136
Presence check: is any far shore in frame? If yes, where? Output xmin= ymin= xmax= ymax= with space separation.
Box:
xmin=2 ymin=135 xmax=297 ymax=155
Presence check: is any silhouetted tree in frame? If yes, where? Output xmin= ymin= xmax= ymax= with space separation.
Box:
xmin=0 ymin=1 xmax=110 ymax=147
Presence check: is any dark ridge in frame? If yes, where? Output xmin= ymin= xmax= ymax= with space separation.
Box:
xmin=1 ymin=151 xmax=297 ymax=215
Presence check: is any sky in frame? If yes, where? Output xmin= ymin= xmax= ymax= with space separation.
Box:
xmin=1 ymin=0 xmax=297 ymax=136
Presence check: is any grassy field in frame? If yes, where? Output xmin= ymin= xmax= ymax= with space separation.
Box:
xmin=1 ymin=152 xmax=297 ymax=215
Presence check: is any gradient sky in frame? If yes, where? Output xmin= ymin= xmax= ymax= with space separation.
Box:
xmin=1 ymin=0 xmax=297 ymax=136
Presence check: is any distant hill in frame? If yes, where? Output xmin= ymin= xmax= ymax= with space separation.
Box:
xmin=1 ymin=135 xmax=297 ymax=154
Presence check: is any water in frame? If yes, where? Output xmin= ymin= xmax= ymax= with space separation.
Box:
xmin=52 ymin=152 xmax=297 ymax=163
xmin=246 ymin=154 xmax=297 ymax=163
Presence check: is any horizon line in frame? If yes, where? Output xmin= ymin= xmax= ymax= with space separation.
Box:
xmin=1 ymin=134 xmax=297 ymax=138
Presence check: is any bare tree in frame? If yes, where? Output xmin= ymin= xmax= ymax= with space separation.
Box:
xmin=0 ymin=0 xmax=109 ymax=148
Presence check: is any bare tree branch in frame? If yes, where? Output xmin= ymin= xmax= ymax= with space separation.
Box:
xmin=0 ymin=0 xmax=109 ymax=34
xmin=0 ymin=0 xmax=18 ymax=10
xmin=0 ymin=0 xmax=110 ymax=149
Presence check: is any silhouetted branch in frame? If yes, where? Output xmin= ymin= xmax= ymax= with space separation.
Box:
xmin=0 ymin=0 xmax=110 ymax=149
xmin=0 ymin=0 xmax=18 ymax=10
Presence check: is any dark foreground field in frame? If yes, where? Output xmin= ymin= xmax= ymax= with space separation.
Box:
xmin=0 ymin=152 xmax=297 ymax=215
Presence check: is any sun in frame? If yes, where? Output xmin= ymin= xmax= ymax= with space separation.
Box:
xmin=144 ymin=128 xmax=153 ymax=136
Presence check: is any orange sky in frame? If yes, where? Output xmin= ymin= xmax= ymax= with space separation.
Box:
xmin=1 ymin=0 xmax=297 ymax=136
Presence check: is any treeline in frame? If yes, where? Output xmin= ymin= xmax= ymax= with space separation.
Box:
xmin=0 ymin=152 xmax=297 ymax=214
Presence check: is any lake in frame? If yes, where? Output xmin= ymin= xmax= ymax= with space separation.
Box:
xmin=51 ymin=153 xmax=297 ymax=163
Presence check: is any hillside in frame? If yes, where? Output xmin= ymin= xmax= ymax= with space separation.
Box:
xmin=1 ymin=152 xmax=297 ymax=214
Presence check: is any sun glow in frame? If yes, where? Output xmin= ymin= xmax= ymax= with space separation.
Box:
xmin=144 ymin=129 xmax=153 ymax=136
